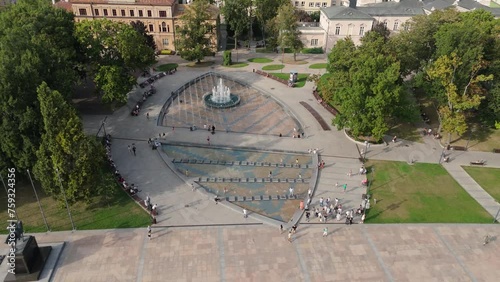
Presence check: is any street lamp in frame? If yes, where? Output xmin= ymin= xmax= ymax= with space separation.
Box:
xmin=55 ymin=168 xmax=76 ymax=231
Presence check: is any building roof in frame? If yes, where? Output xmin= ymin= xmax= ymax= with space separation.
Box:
xmin=357 ymin=0 xmax=425 ymax=16
xmin=68 ymin=0 xmax=175 ymax=6
xmin=321 ymin=6 xmax=374 ymax=20
xmin=54 ymin=1 xmax=73 ymax=11
xmin=423 ymin=0 xmax=500 ymax=16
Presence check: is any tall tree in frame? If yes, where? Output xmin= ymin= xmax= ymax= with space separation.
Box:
xmin=426 ymin=53 xmax=493 ymax=143
xmin=130 ymin=20 xmax=157 ymax=51
xmin=254 ymin=0 xmax=287 ymax=46
xmin=272 ymin=2 xmax=303 ymax=61
xmin=0 ymin=0 xmax=78 ymax=172
xmin=221 ymin=0 xmax=252 ymax=51
xmin=75 ymin=19 xmax=155 ymax=103
xmin=175 ymin=0 xmax=215 ymax=63
xmin=34 ymin=82 xmax=105 ymax=203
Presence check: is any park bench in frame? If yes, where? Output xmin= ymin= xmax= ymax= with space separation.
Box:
xmin=493 ymin=149 xmax=500 ymax=153
xmin=470 ymin=160 xmax=486 ymax=166
xmin=451 ymin=146 xmax=467 ymax=151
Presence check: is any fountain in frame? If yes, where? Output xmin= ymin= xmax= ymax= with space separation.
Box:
xmin=203 ymin=78 xmax=240 ymax=108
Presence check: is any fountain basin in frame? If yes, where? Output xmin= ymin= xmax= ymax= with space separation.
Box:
xmin=203 ymin=93 xmax=241 ymax=108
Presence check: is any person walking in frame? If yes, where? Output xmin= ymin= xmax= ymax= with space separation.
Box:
xmin=243 ymin=208 xmax=248 ymax=218
xmin=360 ymin=213 xmax=366 ymax=224
xmin=289 ymin=187 xmax=294 ymax=197
xmin=308 ymin=189 xmax=312 ymax=197
xmin=147 ymin=225 xmax=152 ymax=240
xmin=280 ymin=224 xmax=284 ymax=233
xmin=292 ymin=224 xmax=297 ymax=234
xmin=323 ymin=227 xmax=328 ymax=237
xmin=207 ymin=136 xmax=210 ymax=145
xmin=287 ymin=230 xmax=292 ymax=243
xmin=128 ymin=145 xmax=132 ymax=154
xmin=343 ymin=184 xmax=347 ymax=193
xmin=146 ymin=113 xmax=149 ymax=120
xmin=132 ymin=144 xmax=137 ymax=156
xmin=305 ymin=211 xmax=310 ymax=222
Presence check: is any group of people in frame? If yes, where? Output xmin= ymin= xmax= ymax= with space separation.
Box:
xmin=132 ymin=85 xmax=156 ymax=116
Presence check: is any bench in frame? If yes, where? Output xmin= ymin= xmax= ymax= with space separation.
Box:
xmin=470 ymin=160 xmax=486 ymax=166
xmin=493 ymin=149 xmax=500 ymax=153
xmin=451 ymin=146 xmax=467 ymax=151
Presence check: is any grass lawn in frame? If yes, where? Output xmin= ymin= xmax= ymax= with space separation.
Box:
xmin=462 ymin=166 xmax=500 ymax=202
xmin=262 ymin=64 xmax=285 ymax=71
xmin=309 ymin=63 xmax=328 ymax=69
xmin=156 ymin=63 xmax=178 ymax=72
xmin=441 ymin=127 xmax=500 ymax=152
xmin=224 ymin=62 xmax=249 ymax=68
xmin=248 ymin=58 xmax=273 ymax=63
xmin=365 ymin=160 xmax=492 ymax=223
xmin=0 ymin=178 xmax=151 ymax=234
xmin=269 ymin=73 xmax=309 ymax=88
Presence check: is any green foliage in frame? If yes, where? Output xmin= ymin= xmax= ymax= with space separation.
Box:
xmin=75 ymin=19 xmax=155 ymax=103
xmin=130 ymin=20 xmax=157 ymax=51
xmin=221 ymin=0 xmax=252 ymax=49
xmin=0 ymin=0 xmax=78 ymax=172
xmin=308 ymin=63 xmax=327 ymax=69
xmin=301 ymin=47 xmax=323 ymax=54
xmin=34 ymin=83 xmax=106 ymax=203
xmin=254 ymin=0 xmax=288 ymax=45
xmin=262 ymin=64 xmax=284 ymax=71
xmin=247 ymin=57 xmax=273 ymax=63
xmin=175 ymin=0 xmax=214 ymax=63
xmin=156 ymin=63 xmax=178 ymax=72
xmin=223 ymin=50 xmax=232 ymax=66
xmin=325 ymin=33 xmax=404 ymax=141
xmin=271 ymin=2 xmax=303 ymax=61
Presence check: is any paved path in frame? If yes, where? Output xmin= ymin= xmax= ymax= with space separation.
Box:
xmin=2 ymin=224 xmax=498 ymax=282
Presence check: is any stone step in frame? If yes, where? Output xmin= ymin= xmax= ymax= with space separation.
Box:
xmin=197 ymin=177 xmax=309 ymax=183
xmin=172 ymin=158 xmax=311 ymax=168
xmin=225 ymin=195 xmax=299 ymax=202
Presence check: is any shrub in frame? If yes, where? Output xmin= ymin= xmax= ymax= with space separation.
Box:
xmin=301 ymin=47 xmax=323 ymax=54
xmin=159 ymin=49 xmax=175 ymax=55
xmin=223 ymin=50 xmax=232 ymax=66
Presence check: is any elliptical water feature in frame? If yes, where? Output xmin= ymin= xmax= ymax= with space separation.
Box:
xmin=203 ymin=78 xmax=240 ymax=108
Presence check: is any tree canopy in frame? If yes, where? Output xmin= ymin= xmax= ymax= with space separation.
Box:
xmin=272 ymin=2 xmax=303 ymax=61
xmin=221 ymin=0 xmax=252 ymax=49
xmin=130 ymin=20 xmax=157 ymax=51
xmin=0 ymin=0 xmax=78 ymax=172
xmin=175 ymin=0 xmax=215 ymax=62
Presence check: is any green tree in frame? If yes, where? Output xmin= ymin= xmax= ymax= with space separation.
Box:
xmin=130 ymin=20 xmax=157 ymax=51
xmin=75 ymin=19 xmax=155 ymax=103
xmin=254 ymin=0 xmax=287 ymax=46
xmin=0 ymin=0 xmax=78 ymax=172
xmin=426 ymin=52 xmax=493 ymax=143
xmin=221 ymin=0 xmax=252 ymax=51
xmin=272 ymin=2 xmax=303 ymax=61
xmin=34 ymin=82 xmax=105 ymax=203
xmin=175 ymin=0 xmax=215 ymax=63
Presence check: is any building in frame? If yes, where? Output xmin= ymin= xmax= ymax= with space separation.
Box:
xmin=54 ymin=0 xmax=219 ymax=52
xmin=299 ymin=0 xmax=500 ymax=51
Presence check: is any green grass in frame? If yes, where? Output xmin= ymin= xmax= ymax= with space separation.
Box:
xmin=262 ymin=64 xmax=285 ymax=71
xmin=309 ymin=63 xmax=328 ymax=69
xmin=269 ymin=73 xmax=309 ymax=88
xmin=248 ymin=58 xmax=273 ymax=63
xmin=224 ymin=62 xmax=249 ymax=68
xmin=156 ymin=63 xmax=178 ymax=72
xmin=463 ymin=166 xmax=500 ymax=202
xmin=0 ymin=177 xmax=151 ymax=234
xmin=365 ymin=160 xmax=492 ymax=223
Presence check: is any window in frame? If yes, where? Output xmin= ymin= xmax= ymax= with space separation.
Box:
xmin=301 ymin=1 xmax=305 ymax=6
xmin=383 ymin=21 xmax=388 ymax=28
xmin=393 ymin=21 xmax=399 ymax=31
xmin=112 ymin=9 xmax=117 ymax=16
xmin=316 ymin=2 xmax=321 ymax=7
xmin=311 ymin=39 xmax=318 ymax=46
xmin=309 ymin=2 xmax=314 ymax=7
xmin=121 ymin=10 xmax=125 ymax=17
xmin=162 ymin=39 xmax=169 ymax=46
xmin=335 ymin=26 xmax=341 ymax=35
xmin=130 ymin=10 xmax=134 ymax=17
xmin=79 ymin=8 xmax=87 ymax=16
xmin=139 ymin=10 xmax=143 ymax=17
xmin=295 ymin=1 xmax=299 ymax=6
xmin=147 ymin=10 xmax=152 ymax=17
xmin=103 ymin=9 xmax=108 ymax=16
xmin=159 ymin=11 xmax=167 ymax=18
xmin=94 ymin=9 xmax=99 ymax=16
xmin=323 ymin=2 xmax=327 ymax=7
xmin=149 ymin=24 xmax=154 ymax=32
xmin=359 ymin=26 xmax=365 ymax=36
xmin=161 ymin=22 xmax=167 ymax=32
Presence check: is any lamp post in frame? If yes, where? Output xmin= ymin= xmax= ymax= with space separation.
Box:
xmin=55 ymin=168 xmax=76 ymax=231
xmin=27 ymin=169 xmax=50 ymax=232
xmin=0 ymin=172 xmax=19 ymax=221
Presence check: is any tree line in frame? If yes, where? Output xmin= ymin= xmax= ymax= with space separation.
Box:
xmin=320 ymin=9 xmax=500 ymax=142
xmin=0 ymin=0 xmax=155 ymax=203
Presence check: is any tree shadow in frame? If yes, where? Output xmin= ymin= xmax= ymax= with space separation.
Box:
xmin=365 ymin=199 xmax=407 ymax=221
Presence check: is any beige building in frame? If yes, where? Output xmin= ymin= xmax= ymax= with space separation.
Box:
xmin=55 ymin=0 xmax=219 ymax=52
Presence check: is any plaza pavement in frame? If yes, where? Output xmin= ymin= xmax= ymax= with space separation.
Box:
xmin=4 ymin=52 xmax=498 ymax=281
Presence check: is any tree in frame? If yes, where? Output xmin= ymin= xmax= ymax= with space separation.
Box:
xmin=130 ymin=20 xmax=157 ymax=51
xmin=325 ymin=34 xmax=405 ymax=141
xmin=175 ymin=0 xmax=215 ymax=63
xmin=221 ymin=0 xmax=252 ymax=51
xmin=0 ymin=0 xmax=78 ymax=172
xmin=254 ymin=0 xmax=287 ymax=46
xmin=75 ymin=19 xmax=155 ymax=103
xmin=426 ymin=52 xmax=493 ymax=143
xmin=34 ymin=82 xmax=106 ymax=203
xmin=273 ymin=2 xmax=303 ymax=61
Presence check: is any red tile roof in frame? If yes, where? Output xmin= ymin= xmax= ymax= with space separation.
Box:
xmin=68 ymin=0 xmax=175 ymax=6
xmin=54 ymin=1 xmax=73 ymax=11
